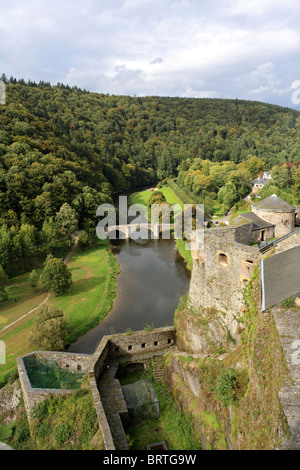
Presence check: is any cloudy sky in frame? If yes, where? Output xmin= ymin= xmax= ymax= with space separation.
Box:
xmin=1 ymin=0 xmax=300 ymax=108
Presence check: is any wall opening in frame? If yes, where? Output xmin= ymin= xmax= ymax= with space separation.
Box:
xmin=218 ymin=253 xmax=229 ymax=267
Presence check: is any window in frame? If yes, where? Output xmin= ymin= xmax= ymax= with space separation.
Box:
xmin=128 ymin=345 xmax=132 ymax=351
xmin=154 ymin=341 xmax=158 ymax=346
xmin=141 ymin=343 xmax=146 ymax=349
xmin=218 ymin=253 xmax=229 ymax=267
xmin=245 ymin=260 xmax=254 ymax=271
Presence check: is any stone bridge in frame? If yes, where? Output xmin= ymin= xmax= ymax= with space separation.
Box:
xmin=104 ymin=223 xmax=175 ymax=240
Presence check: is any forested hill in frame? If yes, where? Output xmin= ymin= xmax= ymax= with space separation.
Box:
xmin=0 ymin=77 xmax=300 ymax=234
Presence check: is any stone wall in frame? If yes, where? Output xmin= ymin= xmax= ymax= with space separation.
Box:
xmin=0 ymin=380 xmax=21 ymax=416
xmin=189 ymin=226 xmax=259 ymax=339
xmin=272 ymin=307 xmax=300 ymax=450
xmin=17 ymin=351 xmax=93 ymax=414
xmin=17 ymin=327 xmax=176 ymax=449
xmin=252 ymin=207 xmax=295 ymax=238
xmin=275 ymin=229 xmax=300 ymax=254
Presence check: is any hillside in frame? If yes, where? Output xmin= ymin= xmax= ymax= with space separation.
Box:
xmin=0 ymin=77 xmax=300 ymax=270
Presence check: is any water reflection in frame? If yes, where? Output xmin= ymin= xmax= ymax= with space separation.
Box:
xmin=67 ymin=237 xmax=190 ymax=354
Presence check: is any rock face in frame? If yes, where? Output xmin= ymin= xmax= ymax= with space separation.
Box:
xmin=273 ymin=307 xmax=300 ymax=450
xmin=0 ymin=442 xmax=13 ymax=450
xmin=0 ymin=380 xmax=21 ymax=415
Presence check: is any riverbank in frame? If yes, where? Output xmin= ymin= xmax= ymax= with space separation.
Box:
xmin=129 ymin=185 xmax=193 ymax=272
xmin=0 ymin=238 xmax=119 ymax=385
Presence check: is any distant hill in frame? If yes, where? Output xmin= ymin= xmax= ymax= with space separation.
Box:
xmin=0 ymin=77 xmax=300 ymax=232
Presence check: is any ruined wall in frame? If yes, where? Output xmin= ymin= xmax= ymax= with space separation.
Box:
xmin=17 ymin=351 xmax=93 ymax=414
xmin=18 ymin=327 xmax=176 ymax=450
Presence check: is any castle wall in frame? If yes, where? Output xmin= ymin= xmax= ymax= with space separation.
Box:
xmin=275 ymin=229 xmax=300 ymax=254
xmin=252 ymin=207 xmax=295 ymax=238
xmin=189 ymin=226 xmax=259 ymax=337
xmin=18 ymin=327 xmax=176 ymax=450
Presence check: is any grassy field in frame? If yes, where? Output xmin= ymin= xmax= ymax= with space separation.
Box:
xmin=0 ymin=240 xmax=119 ymax=384
xmin=130 ymin=186 xmax=184 ymax=212
xmin=51 ymin=240 xmax=119 ymax=342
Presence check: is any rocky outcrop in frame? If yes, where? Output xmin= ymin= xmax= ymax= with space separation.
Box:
xmin=0 ymin=380 xmax=21 ymax=416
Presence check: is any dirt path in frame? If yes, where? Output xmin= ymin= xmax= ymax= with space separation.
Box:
xmin=0 ymin=236 xmax=79 ymax=334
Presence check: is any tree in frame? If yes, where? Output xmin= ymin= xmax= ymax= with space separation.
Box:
xmin=28 ymin=305 xmax=69 ymax=350
xmin=40 ymin=254 xmax=72 ymax=296
xmin=78 ymin=230 xmax=89 ymax=249
xmin=42 ymin=217 xmax=59 ymax=245
xmin=55 ymin=203 xmax=78 ymax=244
xmin=0 ymin=265 xmax=8 ymax=301
xmin=245 ymin=156 xmax=265 ymax=179
xmin=29 ymin=269 xmax=39 ymax=291
xmin=292 ymin=167 xmax=300 ymax=202
xmin=271 ymin=164 xmax=291 ymax=189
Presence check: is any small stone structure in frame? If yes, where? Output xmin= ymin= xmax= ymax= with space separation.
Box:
xmin=17 ymin=351 xmax=93 ymax=414
xmin=17 ymin=327 xmax=175 ymax=450
xmin=251 ymin=194 xmax=296 ymax=238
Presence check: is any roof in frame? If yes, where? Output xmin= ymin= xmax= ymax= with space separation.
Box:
xmin=252 ymin=178 xmax=269 ymax=185
xmin=252 ymin=194 xmax=296 ymax=212
xmin=241 ymin=212 xmax=275 ymax=230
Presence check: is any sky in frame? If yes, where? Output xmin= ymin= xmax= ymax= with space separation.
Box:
xmin=1 ymin=0 xmax=300 ymax=109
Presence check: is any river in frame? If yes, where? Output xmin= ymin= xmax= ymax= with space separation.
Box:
xmin=67 ymin=191 xmax=191 ymax=354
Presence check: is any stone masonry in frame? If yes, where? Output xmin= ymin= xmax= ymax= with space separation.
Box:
xmin=17 ymin=327 xmax=176 ymax=450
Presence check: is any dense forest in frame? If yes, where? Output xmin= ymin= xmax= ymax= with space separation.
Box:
xmin=0 ymin=74 xmax=300 ymax=272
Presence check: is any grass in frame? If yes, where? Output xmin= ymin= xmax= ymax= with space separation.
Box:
xmin=129 ymin=189 xmax=153 ymax=207
xmin=50 ymin=240 xmax=118 ymax=340
xmin=118 ymin=366 xmax=201 ymax=450
xmin=1 ymin=376 xmax=104 ymax=450
xmin=0 ymin=239 xmax=119 ymax=383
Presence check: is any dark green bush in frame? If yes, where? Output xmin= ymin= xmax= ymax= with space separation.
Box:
xmin=216 ymin=368 xmax=237 ymax=406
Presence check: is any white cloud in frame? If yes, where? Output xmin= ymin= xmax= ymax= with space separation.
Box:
xmin=0 ymin=0 xmax=300 ymax=106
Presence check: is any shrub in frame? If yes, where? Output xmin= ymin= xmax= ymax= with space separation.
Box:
xmin=0 ymin=424 xmax=12 ymax=443
xmin=281 ymin=297 xmax=295 ymax=308
xmin=53 ymin=423 xmax=72 ymax=446
xmin=216 ymin=368 xmax=237 ymax=406
xmin=78 ymin=230 xmax=90 ymax=249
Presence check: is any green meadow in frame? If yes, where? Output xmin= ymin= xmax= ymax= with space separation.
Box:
xmin=0 ymin=240 xmax=119 ymax=384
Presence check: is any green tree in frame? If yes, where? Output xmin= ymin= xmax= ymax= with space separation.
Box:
xmin=0 ymin=224 xmax=10 ymax=270
xmin=42 ymin=217 xmax=58 ymax=246
xmin=29 ymin=269 xmax=39 ymax=291
xmin=78 ymin=230 xmax=89 ymax=249
xmin=0 ymin=265 xmax=8 ymax=301
xmin=40 ymin=254 xmax=72 ymax=296
xmin=245 ymin=156 xmax=265 ymax=179
xmin=55 ymin=203 xmax=78 ymax=244
xmin=292 ymin=167 xmax=300 ymax=202
xmin=28 ymin=305 xmax=69 ymax=350
xmin=271 ymin=164 xmax=291 ymax=189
